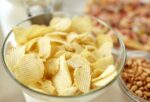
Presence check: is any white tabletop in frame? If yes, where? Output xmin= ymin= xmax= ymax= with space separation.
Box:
xmin=0 ymin=0 xmax=131 ymax=102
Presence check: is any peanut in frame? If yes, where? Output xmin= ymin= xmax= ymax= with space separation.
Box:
xmin=121 ymin=57 xmax=150 ymax=101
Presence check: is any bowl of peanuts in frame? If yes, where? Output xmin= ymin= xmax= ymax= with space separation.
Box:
xmin=119 ymin=51 xmax=150 ymax=102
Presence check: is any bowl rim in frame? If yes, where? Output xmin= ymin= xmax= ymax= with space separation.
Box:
xmin=1 ymin=12 xmax=126 ymax=98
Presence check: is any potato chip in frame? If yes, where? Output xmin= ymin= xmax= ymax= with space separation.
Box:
xmin=64 ymin=43 xmax=74 ymax=52
xmin=92 ymin=71 xmax=117 ymax=87
xmin=29 ymin=85 xmax=47 ymax=94
xmin=67 ymin=54 xmax=90 ymax=69
xmin=80 ymin=48 xmax=96 ymax=63
xmin=37 ymin=36 xmax=51 ymax=58
xmin=92 ymin=65 xmax=116 ymax=82
xmin=52 ymin=55 xmax=72 ymax=90
xmin=92 ymin=26 xmax=105 ymax=36
xmin=91 ymin=69 xmax=102 ymax=78
xmin=15 ymin=54 xmax=44 ymax=84
xmin=78 ymin=32 xmax=95 ymax=44
xmin=91 ymin=55 xmax=114 ymax=73
xmin=27 ymin=25 xmax=53 ymax=39
xmin=93 ymin=42 xmax=113 ymax=58
xmin=13 ymin=27 xmax=28 ymax=45
xmin=58 ymin=86 xmax=78 ymax=96
xmin=84 ymin=45 xmax=97 ymax=51
xmin=74 ymin=64 xmax=91 ymax=93
xmin=45 ymin=58 xmax=59 ymax=77
xmin=49 ymin=37 xmax=68 ymax=45
xmin=96 ymin=34 xmax=113 ymax=47
xmin=54 ymin=50 xmax=66 ymax=58
xmin=25 ymin=37 xmax=39 ymax=52
xmin=46 ymin=31 xmax=67 ymax=36
xmin=67 ymin=32 xmax=78 ymax=42
xmin=50 ymin=17 xmax=72 ymax=32
xmin=71 ymin=16 xmax=93 ymax=33
xmin=5 ymin=46 xmax=25 ymax=72
xmin=41 ymin=80 xmax=57 ymax=95
xmin=72 ymin=42 xmax=84 ymax=53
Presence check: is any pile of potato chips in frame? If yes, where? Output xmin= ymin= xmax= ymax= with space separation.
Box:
xmin=5 ymin=15 xmax=117 ymax=96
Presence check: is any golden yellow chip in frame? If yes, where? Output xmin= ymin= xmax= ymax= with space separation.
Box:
xmin=27 ymin=25 xmax=53 ymax=39
xmin=96 ymin=34 xmax=113 ymax=47
xmin=93 ymin=42 xmax=113 ymax=58
xmin=80 ymin=48 xmax=96 ymax=63
xmin=5 ymin=46 xmax=25 ymax=72
xmin=13 ymin=27 xmax=28 ymax=45
xmin=54 ymin=50 xmax=66 ymax=58
xmin=92 ymin=65 xmax=116 ymax=82
xmin=46 ymin=31 xmax=67 ymax=36
xmin=37 ymin=36 xmax=51 ymax=58
xmin=50 ymin=17 xmax=72 ymax=32
xmin=25 ymin=37 xmax=39 ymax=52
xmin=45 ymin=58 xmax=59 ymax=77
xmin=91 ymin=55 xmax=114 ymax=73
xmin=71 ymin=16 xmax=93 ymax=33
xmin=58 ymin=86 xmax=78 ymax=96
xmin=74 ymin=64 xmax=91 ymax=93
xmin=52 ymin=55 xmax=72 ymax=90
xmin=92 ymin=71 xmax=117 ymax=87
xmin=15 ymin=54 xmax=44 ymax=85
xmin=41 ymin=80 xmax=57 ymax=95
xmin=67 ymin=32 xmax=78 ymax=42
xmin=67 ymin=54 xmax=90 ymax=68
xmin=72 ymin=42 xmax=84 ymax=53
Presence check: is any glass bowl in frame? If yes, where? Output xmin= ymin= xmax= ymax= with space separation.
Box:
xmin=1 ymin=12 xmax=126 ymax=102
xmin=118 ymin=51 xmax=150 ymax=102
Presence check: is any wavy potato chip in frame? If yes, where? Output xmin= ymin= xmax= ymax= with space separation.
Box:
xmin=29 ymin=85 xmax=47 ymax=94
xmin=72 ymin=42 xmax=84 ymax=53
xmin=45 ymin=58 xmax=59 ymax=77
xmin=96 ymin=34 xmax=113 ymax=47
xmin=27 ymin=25 xmax=53 ymax=39
xmin=46 ymin=31 xmax=67 ymax=36
xmin=38 ymin=36 xmax=51 ymax=58
xmin=15 ymin=54 xmax=44 ymax=84
xmin=71 ymin=16 xmax=93 ymax=33
xmin=5 ymin=46 xmax=25 ymax=72
xmin=91 ymin=55 xmax=114 ymax=73
xmin=80 ymin=48 xmax=96 ymax=63
xmin=49 ymin=37 xmax=68 ymax=45
xmin=93 ymin=42 xmax=113 ymax=58
xmin=50 ymin=17 xmax=72 ymax=32
xmin=92 ymin=65 xmax=116 ymax=82
xmin=52 ymin=55 xmax=72 ymax=90
xmin=67 ymin=32 xmax=78 ymax=42
xmin=92 ymin=71 xmax=117 ymax=87
xmin=58 ymin=86 xmax=78 ymax=96
xmin=74 ymin=64 xmax=91 ymax=93
xmin=67 ymin=54 xmax=90 ymax=69
xmin=13 ymin=27 xmax=28 ymax=45
xmin=25 ymin=37 xmax=39 ymax=52
xmin=41 ymin=80 xmax=57 ymax=95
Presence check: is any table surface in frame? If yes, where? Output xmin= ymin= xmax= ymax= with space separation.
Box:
xmin=0 ymin=0 xmax=131 ymax=102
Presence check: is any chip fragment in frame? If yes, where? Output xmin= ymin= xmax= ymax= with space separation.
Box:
xmin=52 ymin=55 xmax=72 ymax=90
xmin=50 ymin=17 xmax=72 ymax=32
xmin=5 ymin=46 xmax=25 ymax=72
xmin=37 ymin=36 xmax=51 ymax=58
xmin=74 ymin=64 xmax=91 ymax=93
